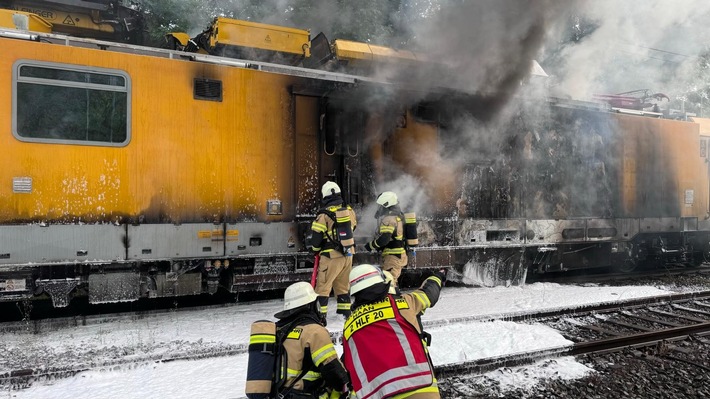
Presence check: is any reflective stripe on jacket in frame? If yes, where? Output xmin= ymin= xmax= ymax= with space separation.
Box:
xmin=309 ymin=205 xmax=357 ymax=256
xmin=281 ymin=323 xmax=342 ymax=393
xmin=371 ymin=214 xmax=405 ymax=256
xmin=343 ymin=295 xmax=434 ymax=399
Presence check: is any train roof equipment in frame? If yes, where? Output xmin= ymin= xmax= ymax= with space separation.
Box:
xmin=165 ymin=16 xmax=436 ymax=80
xmin=0 ymin=0 xmax=143 ymax=43
xmin=0 ymin=3 xmax=459 ymax=93
xmin=167 ymin=17 xmax=312 ymax=65
xmin=0 ymin=8 xmax=51 ymax=32
xmin=594 ymin=89 xmax=670 ymax=117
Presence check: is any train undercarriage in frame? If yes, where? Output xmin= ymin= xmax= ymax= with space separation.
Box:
xmin=1 ymin=216 xmax=708 ymax=307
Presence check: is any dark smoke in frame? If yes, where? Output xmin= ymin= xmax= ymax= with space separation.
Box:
xmin=407 ymin=1 xmax=578 ymax=116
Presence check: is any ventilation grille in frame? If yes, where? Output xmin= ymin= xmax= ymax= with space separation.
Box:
xmin=13 ymin=177 xmax=32 ymax=193
xmin=194 ymin=78 xmax=223 ymax=101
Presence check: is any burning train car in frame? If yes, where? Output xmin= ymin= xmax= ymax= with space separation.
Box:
xmin=0 ymin=1 xmax=709 ymax=307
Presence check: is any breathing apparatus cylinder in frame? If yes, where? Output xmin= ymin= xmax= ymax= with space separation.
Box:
xmin=245 ymin=320 xmax=277 ymax=399
xmin=335 ymin=208 xmax=354 ymax=256
xmin=404 ymin=212 xmax=418 ymax=248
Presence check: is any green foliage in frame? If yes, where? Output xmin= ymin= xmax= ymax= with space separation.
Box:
xmin=129 ymin=0 xmax=202 ymax=45
xmin=128 ymin=0 xmax=438 ymax=48
xmin=676 ymin=49 xmax=710 ymax=116
xmin=329 ymin=0 xmax=403 ymax=45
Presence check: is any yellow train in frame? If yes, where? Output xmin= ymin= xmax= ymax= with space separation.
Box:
xmin=1 ymin=2 xmax=709 ymax=307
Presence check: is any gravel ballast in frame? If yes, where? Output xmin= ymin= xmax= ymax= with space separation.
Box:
xmin=439 ymin=338 xmax=710 ymax=398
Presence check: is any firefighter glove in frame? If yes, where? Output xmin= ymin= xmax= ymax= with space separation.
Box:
xmin=422 ymin=330 xmax=432 ymax=346
xmin=364 ymin=242 xmax=374 ymax=252
xmin=432 ymin=269 xmax=447 ymax=284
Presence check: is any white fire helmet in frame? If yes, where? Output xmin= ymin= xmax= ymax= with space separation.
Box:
xmin=382 ymin=270 xmax=397 ymax=294
xmin=349 ymin=264 xmax=386 ymax=296
xmin=321 ymin=181 xmax=341 ymax=199
xmin=376 ymin=191 xmax=398 ymax=208
xmin=282 ymin=281 xmax=318 ymax=311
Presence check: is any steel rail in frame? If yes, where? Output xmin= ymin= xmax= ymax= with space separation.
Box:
xmin=569 ymin=321 xmax=710 ymax=355
xmin=324 ymin=290 xmax=710 ymax=345
xmin=424 ymin=289 xmax=710 ymax=327
xmin=435 ymin=308 xmax=710 ymax=378
xmin=530 ymin=266 xmax=710 ymax=285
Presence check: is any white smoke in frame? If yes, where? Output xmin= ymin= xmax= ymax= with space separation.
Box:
xmin=549 ymin=0 xmax=710 ymax=102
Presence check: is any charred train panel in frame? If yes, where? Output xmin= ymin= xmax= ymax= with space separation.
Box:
xmin=453 ymin=106 xmax=706 ymax=222
xmin=456 ymin=106 xmax=623 ymax=220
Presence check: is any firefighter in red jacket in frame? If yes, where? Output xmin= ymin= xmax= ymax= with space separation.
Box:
xmin=364 ymin=191 xmax=407 ymax=286
xmin=342 ymin=264 xmax=445 ymax=399
xmin=274 ymin=282 xmax=350 ymax=398
xmin=307 ymin=181 xmax=358 ymax=323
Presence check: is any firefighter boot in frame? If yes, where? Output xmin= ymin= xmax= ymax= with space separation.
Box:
xmin=317 ymin=296 xmax=329 ymax=326
xmin=336 ymin=294 xmax=351 ymax=318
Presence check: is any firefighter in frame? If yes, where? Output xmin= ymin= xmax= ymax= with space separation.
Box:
xmin=307 ymin=181 xmax=358 ymax=323
xmin=364 ymin=191 xmax=407 ymax=286
xmin=342 ymin=264 xmax=446 ymax=399
xmin=274 ymin=282 xmax=350 ymax=398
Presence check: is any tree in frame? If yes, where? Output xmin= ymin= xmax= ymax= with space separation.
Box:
xmin=676 ymin=49 xmax=710 ymax=117
xmin=128 ymin=0 xmax=436 ymax=48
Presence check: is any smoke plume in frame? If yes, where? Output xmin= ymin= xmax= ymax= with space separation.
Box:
xmin=547 ymin=1 xmax=710 ymax=102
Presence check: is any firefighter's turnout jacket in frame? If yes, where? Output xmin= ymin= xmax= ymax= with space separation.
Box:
xmin=367 ymin=206 xmax=407 ymax=283
xmin=343 ymin=275 xmax=443 ymax=399
xmin=309 ymin=198 xmax=358 ymax=258
xmin=308 ymin=197 xmax=358 ymax=317
xmin=278 ymin=316 xmax=349 ymax=397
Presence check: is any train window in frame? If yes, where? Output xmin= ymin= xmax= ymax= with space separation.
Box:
xmin=12 ymin=61 xmax=130 ymax=146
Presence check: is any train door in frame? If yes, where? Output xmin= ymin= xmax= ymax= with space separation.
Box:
xmin=320 ymin=101 xmax=365 ymax=207
xmin=294 ymin=95 xmax=319 ymax=217
xmin=294 ymin=95 xmax=366 ymax=248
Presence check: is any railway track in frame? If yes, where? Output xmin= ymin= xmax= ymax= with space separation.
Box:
xmin=527 ymin=264 xmax=710 ymax=286
xmin=4 ymin=290 xmax=710 ymax=389
xmin=435 ymin=289 xmax=710 ymax=379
